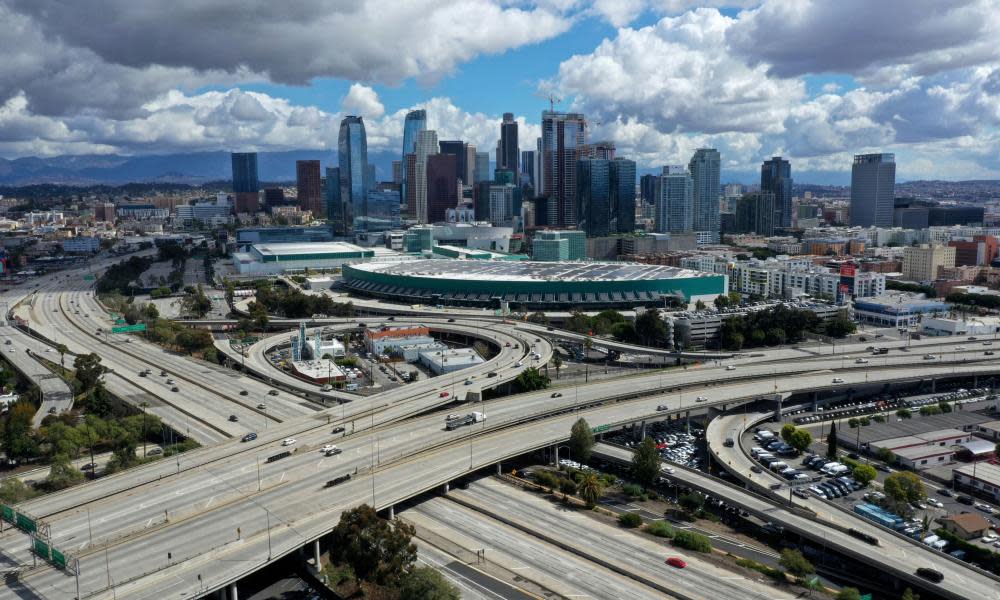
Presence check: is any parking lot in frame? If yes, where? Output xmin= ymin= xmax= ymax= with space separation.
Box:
xmin=608 ymin=419 xmax=706 ymax=472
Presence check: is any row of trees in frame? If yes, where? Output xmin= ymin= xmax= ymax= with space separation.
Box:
xmin=251 ymin=281 xmax=354 ymax=319
xmin=96 ymin=255 xmax=154 ymax=295
xmin=720 ymin=305 xmax=855 ymax=350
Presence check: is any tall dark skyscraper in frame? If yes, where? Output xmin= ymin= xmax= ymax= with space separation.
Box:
xmin=541 ymin=111 xmax=586 ymax=227
xmin=325 ymin=166 xmax=341 ymax=222
xmin=230 ymin=152 xmax=259 ymax=193
xmin=439 ymin=140 xmax=468 ymax=183
xmin=295 ymin=160 xmax=322 ymax=216
xmin=735 ymin=192 xmax=776 ymax=235
xmin=850 ymin=153 xmax=896 ymax=227
xmin=426 ymin=153 xmax=458 ymax=223
xmin=761 ymin=156 xmax=793 ymax=229
xmin=338 ymin=115 xmax=369 ymax=233
xmin=401 ymin=109 xmax=427 ymax=216
xmin=577 ymin=159 xmax=610 ymax=237
xmin=610 ymin=157 xmax=636 ymax=234
xmin=499 ymin=112 xmax=518 ymax=180
xmin=688 ymin=148 xmax=721 ymax=242
xmin=520 ymin=150 xmax=536 ymax=192
xmin=231 ymin=152 xmax=260 ymax=213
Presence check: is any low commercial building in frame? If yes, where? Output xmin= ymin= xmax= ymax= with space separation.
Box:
xmin=418 ymin=347 xmax=485 ymax=374
xmin=61 ymin=236 xmax=100 ymax=253
xmin=892 ymin=445 xmax=955 ymax=470
xmin=939 ymin=513 xmax=991 ymax=540
xmin=289 ymin=359 xmax=346 ymax=385
xmin=954 ymin=462 xmax=1000 ymax=504
xmin=851 ymin=294 xmax=950 ymax=328
xmin=868 ymin=429 xmax=972 ymax=454
xmin=921 ymin=316 xmax=1000 ymax=337
xmin=364 ymin=325 xmax=434 ymax=356
xmin=232 ymin=242 xmax=375 ymax=275
xmin=973 ymin=420 xmax=1000 ymax=442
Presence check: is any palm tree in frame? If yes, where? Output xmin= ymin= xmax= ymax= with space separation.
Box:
xmin=578 ymin=472 xmax=605 ymax=508
xmin=56 ymin=343 xmax=69 ymax=371
xmin=551 ymin=355 xmax=563 ymax=379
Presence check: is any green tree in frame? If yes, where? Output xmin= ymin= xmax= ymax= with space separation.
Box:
xmin=551 ymin=355 xmax=563 ymax=379
xmin=569 ymin=418 xmax=595 ymax=464
xmin=399 ymin=566 xmax=459 ymax=600
xmin=527 ymin=312 xmax=549 ymax=325
xmin=853 ymin=464 xmax=877 ymax=486
xmin=836 ymin=588 xmax=861 ymax=600
xmin=848 ymin=417 xmax=860 ymax=428
xmin=514 ymin=367 xmax=550 ymax=392
xmin=559 ymin=478 xmax=578 ymax=499
xmin=901 ymin=587 xmax=920 ymax=600
xmin=73 ymin=353 xmax=104 ymax=391
xmin=631 ymin=437 xmax=661 ymax=487
xmin=0 ymin=478 xmax=39 ymax=504
xmin=826 ymin=421 xmax=838 ymax=459
xmin=884 ymin=472 xmax=926 ymax=512
xmin=896 ymin=408 xmax=912 ymax=419
xmin=696 ymin=299 xmax=707 ymax=310
xmin=55 ymin=343 xmax=69 ymax=370
xmin=875 ymin=446 xmax=895 ymax=464
xmin=5 ymin=403 xmax=37 ymax=461
xmin=46 ymin=454 xmax=84 ymax=491
xmin=618 ymin=512 xmax=642 ymax=528
xmin=789 ymin=429 xmax=813 ymax=453
xmin=678 ymin=491 xmax=705 ymax=514
xmin=577 ymin=472 xmax=605 ymax=508
xmin=634 ymin=308 xmax=668 ymax=347
xmin=672 ymin=530 xmax=712 ymax=552
xmin=248 ymin=300 xmax=269 ymax=332
xmin=779 ymin=549 xmax=814 ymax=577
xmin=329 ymin=504 xmax=417 ymax=586
xmin=781 ymin=423 xmax=796 ymax=444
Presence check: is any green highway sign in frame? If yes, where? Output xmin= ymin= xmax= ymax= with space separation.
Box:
xmin=33 ymin=537 xmax=49 ymax=560
xmin=1 ymin=504 xmax=13 ymax=523
xmin=591 ymin=424 xmax=609 ymax=433
xmin=859 ymin=595 xmax=872 ymax=600
xmin=16 ymin=512 xmax=36 ymax=533
xmin=115 ymin=319 xmax=127 ymax=325
xmin=82 ymin=275 xmax=95 ymax=281
xmin=51 ymin=548 xmax=67 ymax=570
xmin=112 ymin=323 xmax=146 ymax=334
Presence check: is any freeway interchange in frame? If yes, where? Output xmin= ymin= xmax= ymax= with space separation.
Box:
xmin=4 ymin=262 xmax=1000 ymax=599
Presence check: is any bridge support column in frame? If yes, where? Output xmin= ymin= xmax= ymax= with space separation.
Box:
xmin=811 ymin=391 xmax=819 ymax=412
xmin=313 ymin=539 xmax=321 ymax=569
xmin=497 ymin=462 xmax=501 ymax=475
xmin=639 ymin=420 xmax=647 ymax=440
xmin=442 ymin=483 xmax=449 ymax=494
xmin=685 ymin=411 xmax=690 ymax=434
xmin=931 ymin=379 xmax=936 ymax=393
xmin=228 ymin=583 xmax=238 ymax=600
xmin=388 ymin=505 xmax=395 ymax=519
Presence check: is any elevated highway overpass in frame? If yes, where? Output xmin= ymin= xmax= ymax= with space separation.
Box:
xmin=4 ymin=362 xmax=1000 ymax=599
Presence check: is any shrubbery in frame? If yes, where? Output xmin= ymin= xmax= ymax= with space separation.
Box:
xmin=672 ymin=530 xmax=712 ymax=552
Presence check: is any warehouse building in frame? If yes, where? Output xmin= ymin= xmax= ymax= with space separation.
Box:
xmin=343 ymin=259 xmax=726 ymax=310
xmin=233 ymin=242 xmax=376 ymax=275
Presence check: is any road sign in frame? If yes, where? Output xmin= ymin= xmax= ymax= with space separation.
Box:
xmin=115 ymin=319 xmax=127 ymax=325
xmin=33 ymin=537 xmax=50 ymax=560
xmin=16 ymin=512 xmax=36 ymax=533
xmin=82 ymin=275 xmax=95 ymax=281
xmin=51 ymin=548 xmax=67 ymax=570
xmin=111 ymin=323 xmax=146 ymax=334
xmin=859 ymin=595 xmax=871 ymax=600
xmin=0 ymin=505 xmax=12 ymax=523
xmin=591 ymin=424 xmax=609 ymax=433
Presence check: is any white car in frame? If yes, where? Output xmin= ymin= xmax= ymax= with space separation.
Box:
xmin=955 ymin=346 xmax=966 ymax=351
xmin=982 ymin=534 xmax=999 ymax=544
xmin=927 ymin=498 xmax=944 ymax=508
xmin=321 ymin=444 xmax=337 ymax=453
xmin=832 ymin=377 xmax=844 ymax=383
xmin=725 ymin=365 xmax=736 ymax=371
xmin=855 ymin=358 xmax=868 ymax=364
xmin=696 ymin=395 xmax=708 ymax=402
xmin=282 ymin=438 xmax=297 ymax=446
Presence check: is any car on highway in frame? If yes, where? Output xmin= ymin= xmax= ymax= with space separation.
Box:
xmin=665 ymin=557 xmax=686 ymax=569
xmin=516 ymin=361 xmax=524 ymax=367
xmin=726 ymin=365 xmax=736 ymax=370
xmin=228 ymin=415 xmax=238 ymax=422
xmin=171 ymin=386 xmax=179 ymax=392
xmin=47 ymin=407 xmax=56 ymax=414
xmin=257 ymin=403 xmax=267 ymax=410
xmin=937 ymin=488 xmax=953 ymax=497
xmin=487 ymin=371 xmax=497 ymax=377
xmin=325 ymin=446 xmax=342 ymax=456
xmin=956 ymin=346 xmax=966 ymax=351
xmin=986 ymin=341 xmax=994 ymax=346
xmin=241 ymin=433 xmax=257 ymax=442
xmin=927 ymin=498 xmax=944 ymax=508
xmin=268 ymin=390 xmax=279 ymax=396
xmin=750 ymin=465 xmax=763 ymax=473
xmin=832 ymin=377 xmax=844 ymax=383
xmin=81 ymin=462 xmax=97 ymax=471
xmin=855 ymin=358 xmax=868 ymax=364
xmin=656 ymin=404 xmax=669 ymax=411
xmin=447 ymin=318 xmax=455 ymax=322
xmin=695 ymin=396 xmax=708 ymax=402
xmin=957 ymin=494 xmax=974 ymax=505
xmin=464 ymin=379 xmax=474 ymax=385
xmin=439 ymin=391 xmax=449 ymax=398
xmin=239 ymin=390 xmax=248 ymax=396
xmin=321 ymin=444 xmax=338 ymax=453
xmin=924 ymin=354 xmax=937 ymax=360
xmin=551 ymin=392 xmax=562 ymax=398
xmin=916 ymin=567 xmax=943 ymax=583
xmin=987 ymin=351 xmax=995 ymax=356
xmin=331 ymin=426 xmax=345 ymax=434
xmin=282 ymin=438 xmax=296 ymax=446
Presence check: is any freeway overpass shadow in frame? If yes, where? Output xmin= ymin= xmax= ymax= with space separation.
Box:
xmin=1 ymin=577 xmax=43 ymax=600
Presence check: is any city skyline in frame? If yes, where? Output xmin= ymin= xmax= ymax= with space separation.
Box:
xmin=0 ymin=2 xmax=997 ymax=184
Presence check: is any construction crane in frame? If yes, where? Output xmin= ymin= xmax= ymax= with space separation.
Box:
xmin=534 ymin=91 xmax=562 ymax=112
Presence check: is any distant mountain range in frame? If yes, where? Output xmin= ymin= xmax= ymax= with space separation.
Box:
xmin=0 ymin=150 xmax=401 ymax=186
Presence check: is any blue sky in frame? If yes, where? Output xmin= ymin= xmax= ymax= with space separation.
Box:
xmin=1 ymin=1 xmax=998 ymax=183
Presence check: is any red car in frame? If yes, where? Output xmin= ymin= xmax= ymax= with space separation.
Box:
xmin=665 ymin=557 xmax=686 ymax=569
xmin=439 ymin=391 xmax=449 ymax=398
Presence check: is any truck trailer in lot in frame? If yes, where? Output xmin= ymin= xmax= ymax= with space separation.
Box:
xmin=445 ymin=411 xmax=486 ymax=430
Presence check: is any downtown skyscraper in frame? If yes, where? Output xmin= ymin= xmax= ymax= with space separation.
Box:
xmin=850 ymin=153 xmax=896 ymax=227
xmin=401 ymin=109 xmax=427 ymax=216
xmin=688 ymin=148 xmax=721 ymax=243
xmin=541 ymin=111 xmax=586 ymax=227
xmin=338 ymin=115 xmax=368 ymax=233
xmin=761 ymin=156 xmax=792 ymax=229
xmin=655 ymin=166 xmax=693 ymax=234
xmin=411 ymin=130 xmax=439 ymax=223
xmin=610 ymin=157 xmax=636 ymax=234
xmin=295 ymin=160 xmax=322 ymax=216
xmin=230 ymin=152 xmax=259 ymax=213
xmin=498 ymin=112 xmax=519 ymax=180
